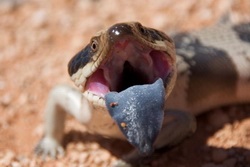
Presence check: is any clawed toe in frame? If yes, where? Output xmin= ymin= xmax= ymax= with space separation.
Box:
xmin=34 ymin=137 xmax=64 ymax=160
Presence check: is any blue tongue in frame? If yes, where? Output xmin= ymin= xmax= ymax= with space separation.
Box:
xmin=104 ymin=78 xmax=165 ymax=156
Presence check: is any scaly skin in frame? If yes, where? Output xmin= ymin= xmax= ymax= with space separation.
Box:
xmin=35 ymin=21 xmax=250 ymax=166
xmin=167 ymin=21 xmax=250 ymax=115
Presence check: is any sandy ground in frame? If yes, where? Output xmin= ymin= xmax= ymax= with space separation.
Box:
xmin=0 ymin=0 xmax=250 ymax=166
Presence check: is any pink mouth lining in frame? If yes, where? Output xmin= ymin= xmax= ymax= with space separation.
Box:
xmin=85 ymin=69 xmax=109 ymax=97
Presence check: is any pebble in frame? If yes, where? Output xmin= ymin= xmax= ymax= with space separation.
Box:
xmin=211 ymin=149 xmax=228 ymax=163
xmin=0 ymin=150 xmax=15 ymax=166
xmin=1 ymin=94 xmax=12 ymax=107
xmin=92 ymin=151 xmax=109 ymax=165
xmin=0 ymin=0 xmax=24 ymax=13
xmin=75 ymin=143 xmax=86 ymax=152
xmin=68 ymin=151 xmax=80 ymax=163
xmin=18 ymin=94 xmax=28 ymax=105
xmin=90 ymin=143 xmax=100 ymax=150
xmin=98 ymin=150 xmax=111 ymax=162
xmin=0 ymin=80 xmax=6 ymax=90
xmin=54 ymin=161 xmax=64 ymax=167
xmin=29 ymin=10 xmax=48 ymax=28
xmin=78 ymin=152 xmax=89 ymax=164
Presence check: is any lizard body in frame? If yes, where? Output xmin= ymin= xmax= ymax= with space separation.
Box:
xmin=35 ymin=21 xmax=250 ymax=165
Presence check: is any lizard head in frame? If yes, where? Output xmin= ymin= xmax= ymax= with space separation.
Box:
xmin=68 ymin=22 xmax=177 ymax=155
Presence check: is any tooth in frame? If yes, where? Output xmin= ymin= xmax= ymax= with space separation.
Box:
xmin=83 ymin=91 xmax=105 ymax=106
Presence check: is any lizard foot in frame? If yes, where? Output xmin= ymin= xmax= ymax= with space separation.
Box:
xmin=34 ymin=137 xmax=64 ymax=159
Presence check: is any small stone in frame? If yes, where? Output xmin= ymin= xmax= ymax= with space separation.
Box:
xmin=99 ymin=150 xmax=111 ymax=161
xmin=0 ymin=150 xmax=15 ymax=166
xmin=68 ymin=151 xmax=80 ymax=163
xmin=110 ymin=102 xmax=118 ymax=107
xmin=75 ymin=143 xmax=85 ymax=152
xmin=54 ymin=161 xmax=64 ymax=167
xmin=29 ymin=10 xmax=48 ymax=28
xmin=90 ymin=143 xmax=100 ymax=150
xmin=0 ymin=80 xmax=5 ymax=90
xmin=78 ymin=152 xmax=89 ymax=164
xmin=211 ymin=149 xmax=228 ymax=163
xmin=223 ymin=158 xmax=237 ymax=167
xmin=67 ymin=143 xmax=76 ymax=150
xmin=1 ymin=94 xmax=11 ymax=107
xmin=0 ymin=0 xmax=23 ymax=13
xmin=93 ymin=154 xmax=103 ymax=165
xmin=18 ymin=94 xmax=28 ymax=105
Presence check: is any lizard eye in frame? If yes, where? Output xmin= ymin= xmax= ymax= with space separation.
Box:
xmin=91 ymin=39 xmax=98 ymax=52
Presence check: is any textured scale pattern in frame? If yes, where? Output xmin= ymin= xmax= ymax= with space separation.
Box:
xmin=167 ymin=22 xmax=250 ymax=115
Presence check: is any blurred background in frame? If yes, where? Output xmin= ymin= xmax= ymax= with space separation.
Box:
xmin=0 ymin=0 xmax=250 ymax=166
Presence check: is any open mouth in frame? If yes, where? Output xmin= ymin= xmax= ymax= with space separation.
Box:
xmin=83 ymin=37 xmax=171 ymax=103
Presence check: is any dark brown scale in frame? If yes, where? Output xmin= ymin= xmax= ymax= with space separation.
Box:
xmin=110 ymin=102 xmax=118 ymax=107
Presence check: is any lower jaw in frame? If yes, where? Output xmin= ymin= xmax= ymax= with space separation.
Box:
xmin=83 ymin=91 xmax=106 ymax=106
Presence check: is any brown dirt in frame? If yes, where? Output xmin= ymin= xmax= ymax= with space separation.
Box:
xmin=0 ymin=0 xmax=250 ymax=166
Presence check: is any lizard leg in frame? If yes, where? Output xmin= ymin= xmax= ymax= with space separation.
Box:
xmin=35 ymin=85 xmax=92 ymax=159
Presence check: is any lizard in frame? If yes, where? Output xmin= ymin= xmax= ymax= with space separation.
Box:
xmin=34 ymin=21 xmax=250 ymax=165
